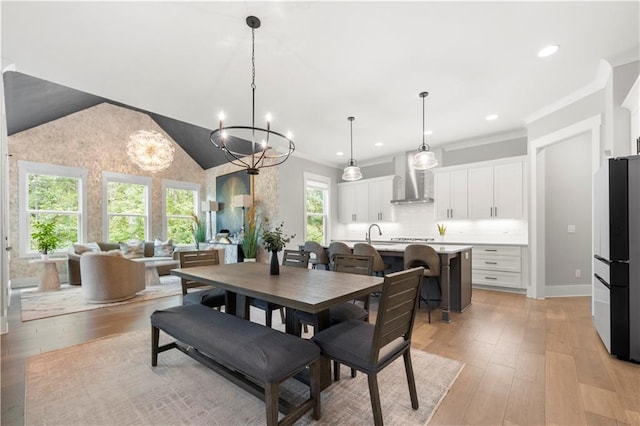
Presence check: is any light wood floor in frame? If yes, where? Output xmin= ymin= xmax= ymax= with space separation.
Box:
xmin=2 ymin=288 xmax=639 ymax=425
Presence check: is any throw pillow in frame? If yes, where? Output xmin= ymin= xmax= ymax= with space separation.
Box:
xmin=73 ymin=242 xmax=101 ymax=255
xmin=119 ymin=240 xmax=145 ymax=259
xmin=154 ymin=239 xmax=174 ymax=257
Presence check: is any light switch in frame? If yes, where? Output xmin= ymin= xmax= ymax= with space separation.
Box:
xmin=568 ymin=224 xmax=576 ymax=234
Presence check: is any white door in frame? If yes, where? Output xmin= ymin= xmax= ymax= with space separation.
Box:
xmin=1 ymin=75 xmax=9 ymax=334
xmin=494 ymin=162 xmax=523 ymax=218
xmin=468 ymin=166 xmax=494 ymax=219
xmin=449 ymin=169 xmax=468 ymax=219
xmin=434 ymin=172 xmax=451 ymax=219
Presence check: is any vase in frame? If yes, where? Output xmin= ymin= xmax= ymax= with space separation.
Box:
xmin=270 ymin=250 xmax=280 ymax=275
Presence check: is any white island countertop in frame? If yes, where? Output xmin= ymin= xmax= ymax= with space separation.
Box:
xmin=338 ymin=239 xmax=527 ymax=247
xmin=341 ymin=241 xmax=473 ymax=254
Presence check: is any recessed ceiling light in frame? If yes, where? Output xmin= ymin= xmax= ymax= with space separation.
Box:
xmin=537 ymin=45 xmax=559 ymax=58
xmin=424 ymin=130 xmax=433 ymax=136
xmin=374 ymin=142 xmax=383 ymax=147
xmin=486 ymin=114 xmax=498 ymax=121
xmin=336 ymin=151 xmax=344 ymax=156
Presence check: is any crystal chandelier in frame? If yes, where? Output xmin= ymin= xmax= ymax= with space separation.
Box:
xmin=126 ymin=129 xmax=175 ymax=173
xmin=411 ymin=91 xmax=438 ymax=170
xmin=209 ymin=16 xmax=295 ymax=175
xmin=342 ymin=116 xmax=363 ymax=181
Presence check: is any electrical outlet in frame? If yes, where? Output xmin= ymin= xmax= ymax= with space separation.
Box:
xmin=568 ymin=224 xmax=576 ymax=233
xmin=575 ymin=269 xmax=581 ymax=278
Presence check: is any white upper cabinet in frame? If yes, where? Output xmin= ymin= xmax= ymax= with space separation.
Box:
xmin=468 ymin=162 xmax=523 ymax=219
xmin=434 ymin=169 xmax=468 ymax=219
xmin=338 ymin=176 xmax=396 ymax=223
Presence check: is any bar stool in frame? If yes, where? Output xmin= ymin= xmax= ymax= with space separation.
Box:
xmin=403 ymin=244 xmax=442 ymax=323
xmin=328 ymin=241 xmax=351 ymax=270
xmin=303 ymin=241 xmax=330 ymax=270
xmin=353 ymin=243 xmax=391 ymax=276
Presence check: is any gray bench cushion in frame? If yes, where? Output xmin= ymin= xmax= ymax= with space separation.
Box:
xmin=151 ymin=304 xmax=320 ymax=383
xmin=296 ymin=302 xmax=368 ymax=327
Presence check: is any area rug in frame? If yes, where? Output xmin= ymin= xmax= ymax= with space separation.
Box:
xmin=25 ymin=328 xmax=464 ymax=425
xmin=20 ymin=276 xmax=182 ymax=322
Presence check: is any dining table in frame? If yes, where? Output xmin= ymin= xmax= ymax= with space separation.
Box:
xmin=171 ymin=261 xmax=384 ymax=389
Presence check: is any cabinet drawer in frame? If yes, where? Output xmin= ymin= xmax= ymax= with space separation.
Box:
xmin=473 ymin=245 xmax=521 ymax=257
xmin=472 ymin=270 xmax=522 ymax=288
xmin=473 ymin=255 xmax=521 ymax=272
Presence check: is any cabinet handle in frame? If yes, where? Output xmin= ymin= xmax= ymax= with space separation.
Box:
xmin=484 ymin=249 xmax=498 ymax=252
xmin=485 ymin=276 xmax=498 ymax=280
xmin=484 ymin=261 xmax=498 ymax=265
xmin=490 ymin=207 xmax=493 ymax=217
xmin=451 ymin=209 xmax=453 ymax=218
xmin=494 ymin=206 xmax=498 ymax=217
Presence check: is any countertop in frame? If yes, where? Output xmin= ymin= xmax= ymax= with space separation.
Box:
xmin=337 ymin=239 xmax=528 ymax=247
xmin=341 ymin=241 xmax=472 ymax=254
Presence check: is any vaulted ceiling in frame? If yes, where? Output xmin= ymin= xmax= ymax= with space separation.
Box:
xmin=2 ymin=1 xmax=639 ymax=170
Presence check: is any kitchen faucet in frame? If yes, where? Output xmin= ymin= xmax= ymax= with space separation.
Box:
xmin=366 ymin=224 xmax=382 ymax=244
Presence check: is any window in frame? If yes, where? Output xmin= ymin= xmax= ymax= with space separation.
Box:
xmin=163 ymin=180 xmax=200 ymax=244
xmin=18 ymin=161 xmax=87 ymax=256
xmin=304 ymin=173 xmax=330 ymax=245
xmin=103 ymin=172 xmax=151 ymax=242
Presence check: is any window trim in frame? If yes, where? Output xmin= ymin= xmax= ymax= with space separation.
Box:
xmin=102 ymin=172 xmax=152 ymax=242
xmin=18 ymin=160 xmax=88 ymax=258
xmin=162 ymin=179 xmax=201 ymax=243
xmin=303 ymin=172 xmax=331 ymax=246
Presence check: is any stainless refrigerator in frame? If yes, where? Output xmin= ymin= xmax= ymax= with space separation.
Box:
xmin=593 ymin=155 xmax=640 ymax=363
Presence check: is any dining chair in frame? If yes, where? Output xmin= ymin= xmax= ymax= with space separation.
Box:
xmin=303 ymin=241 xmax=330 ymax=270
xmin=179 ymin=250 xmax=225 ymax=309
xmin=403 ymin=244 xmax=442 ymax=323
xmin=353 ymin=243 xmax=391 ymax=276
xmin=327 ymin=241 xmax=352 ymax=270
xmin=246 ymin=250 xmax=310 ymax=327
xmin=312 ymin=267 xmax=424 ymax=426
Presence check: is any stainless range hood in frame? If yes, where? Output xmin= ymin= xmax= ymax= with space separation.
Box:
xmin=390 ymin=151 xmax=435 ymax=204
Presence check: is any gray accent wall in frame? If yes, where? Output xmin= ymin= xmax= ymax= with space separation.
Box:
xmin=544 ymin=132 xmax=592 ymax=287
xmin=442 ymin=137 xmax=528 ymax=167
xmin=277 ymin=156 xmax=341 ymax=248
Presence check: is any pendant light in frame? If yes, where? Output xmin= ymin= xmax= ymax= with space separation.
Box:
xmin=411 ymin=91 xmax=438 ymax=170
xmin=342 ymin=116 xmax=362 ymax=181
xmin=209 ymin=16 xmax=295 ymax=175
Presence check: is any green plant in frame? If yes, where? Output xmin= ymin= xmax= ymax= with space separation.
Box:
xmin=31 ymin=219 xmax=61 ymax=254
xmin=242 ymin=206 xmax=260 ymax=258
xmin=191 ymin=212 xmax=207 ymax=243
xmin=261 ymin=219 xmax=295 ymax=252
xmin=437 ymin=223 xmax=447 ymax=236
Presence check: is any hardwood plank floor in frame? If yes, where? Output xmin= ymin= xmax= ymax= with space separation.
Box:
xmin=2 ymin=288 xmax=639 ymax=425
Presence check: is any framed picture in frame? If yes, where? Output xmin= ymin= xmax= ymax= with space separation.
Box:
xmin=215 ymin=170 xmax=251 ymax=236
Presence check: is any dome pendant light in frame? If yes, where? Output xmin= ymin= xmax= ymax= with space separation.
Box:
xmin=411 ymin=91 xmax=438 ymax=170
xmin=342 ymin=116 xmax=363 ymax=181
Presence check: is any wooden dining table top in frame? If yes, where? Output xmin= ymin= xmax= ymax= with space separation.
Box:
xmin=171 ymin=261 xmax=384 ymax=314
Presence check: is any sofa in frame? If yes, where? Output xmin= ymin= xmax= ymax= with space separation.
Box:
xmin=68 ymin=241 xmax=176 ymax=285
xmin=80 ymin=254 xmax=145 ymax=303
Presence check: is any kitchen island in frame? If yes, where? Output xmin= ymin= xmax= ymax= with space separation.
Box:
xmin=341 ymin=242 xmax=472 ymax=322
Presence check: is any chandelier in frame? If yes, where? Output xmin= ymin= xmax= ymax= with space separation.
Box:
xmin=342 ymin=116 xmax=363 ymax=181
xmin=411 ymin=91 xmax=438 ymax=170
xmin=126 ymin=129 xmax=175 ymax=173
xmin=209 ymin=16 xmax=295 ymax=175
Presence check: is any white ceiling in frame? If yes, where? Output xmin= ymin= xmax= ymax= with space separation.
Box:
xmin=2 ymin=1 xmax=639 ymax=168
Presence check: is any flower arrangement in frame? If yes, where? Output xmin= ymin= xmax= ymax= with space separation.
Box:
xmin=261 ymin=219 xmax=295 ymax=252
xmin=32 ymin=219 xmax=60 ymax=255
xmin=242 ymin=205 xmax=260 ymax=259
xmin=437 ymin=223 xmax=447 ymax=236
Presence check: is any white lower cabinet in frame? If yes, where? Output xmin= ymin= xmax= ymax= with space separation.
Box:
xmin=472 ymin=245 xmax=525 ymax=289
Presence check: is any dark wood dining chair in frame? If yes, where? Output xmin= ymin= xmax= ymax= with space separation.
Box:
xmin=403 ymin=244 xmax=442 ymax=323
xmin=312 ymin=267 xmax=424 ymax=426
xmin=178 ymin=250 xmax=225 ymax=309
xmin=246 ymin=250 xmax=310 ymax=327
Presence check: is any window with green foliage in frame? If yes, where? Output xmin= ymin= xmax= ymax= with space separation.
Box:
xmin=164 ymin=181 xmax=200 ymax=244
xmin=18 ymin=161 xmax=87 ymax=256
xmin=103 ymin=173 xmax=151 ymax=242
xmin=305 ymin=175 xmax=330 ymax=245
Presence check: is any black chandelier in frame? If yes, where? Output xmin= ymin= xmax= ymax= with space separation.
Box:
xmin=209 ymin=16 xmax=295 ymax=175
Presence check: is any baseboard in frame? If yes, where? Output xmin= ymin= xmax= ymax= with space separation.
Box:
xmin=545 ymin=284 xmax=592 ymax=297
xmin=472 ymin=284 xmax=527 ymax=295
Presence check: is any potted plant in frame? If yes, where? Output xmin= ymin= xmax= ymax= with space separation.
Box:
xmin=191 ymin=212 xmax=207 ymax=248
xmin=437 ymin=223 xmax=447 ymax=238
xmin=242 ymin=206 xmax=260 ymax=261
xmin=31 ymin=219 xmax=60 ymax=257
xmin=261 ymin=219 xmax=295 ymax=275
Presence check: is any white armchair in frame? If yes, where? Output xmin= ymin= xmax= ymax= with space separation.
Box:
xmin=80 ymin=254 xmax=145 ymax=303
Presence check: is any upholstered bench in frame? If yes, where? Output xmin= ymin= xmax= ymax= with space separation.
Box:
xmin=150 ymin=304 xmax=322 ymax=426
